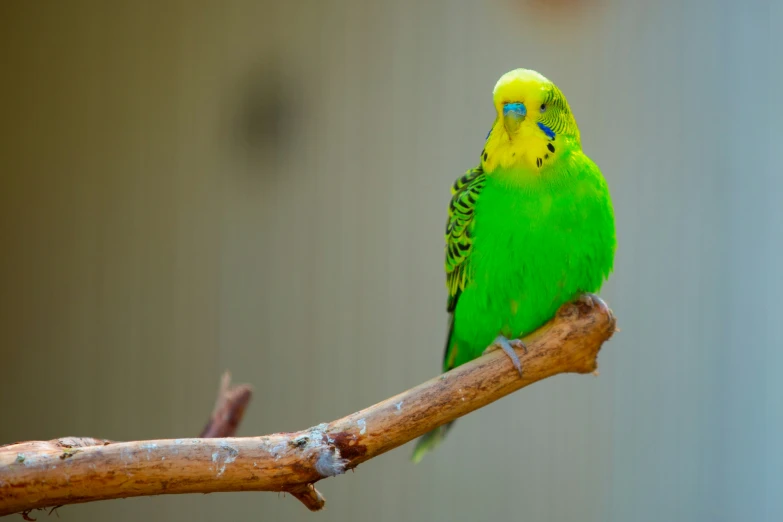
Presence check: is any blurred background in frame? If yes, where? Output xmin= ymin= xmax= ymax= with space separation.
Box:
xmin=1 ymin=0 xmax=781 ymax=521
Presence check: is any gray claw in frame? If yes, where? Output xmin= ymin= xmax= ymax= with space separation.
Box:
xmin=579 ymin=292 xmax=608 ymax=313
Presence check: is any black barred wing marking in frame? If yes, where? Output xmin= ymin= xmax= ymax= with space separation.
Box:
xmin=445 ymin=166 xmax=485 ymax=312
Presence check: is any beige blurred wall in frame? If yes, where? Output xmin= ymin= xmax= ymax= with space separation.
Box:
xmin=2 ymin=1 xmax=782 ymax=521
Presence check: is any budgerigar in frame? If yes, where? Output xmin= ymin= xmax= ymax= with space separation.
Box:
xmin=411 ymin=69 xmax=616 ymax=463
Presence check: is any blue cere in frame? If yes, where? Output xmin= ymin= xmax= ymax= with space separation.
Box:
xmin=503 ymin=102 xmax=527 ymax=117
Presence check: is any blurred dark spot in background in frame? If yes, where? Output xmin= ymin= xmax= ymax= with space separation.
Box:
xmin=234 ymin=60 xmax=295 ymax=171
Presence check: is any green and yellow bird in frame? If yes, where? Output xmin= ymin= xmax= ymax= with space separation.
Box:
xmin=411 ymin=68 xmax=616 ymax=463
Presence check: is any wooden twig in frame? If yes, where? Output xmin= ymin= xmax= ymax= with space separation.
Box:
xmin=0 ymin=295 xmax=616 ymax=517
xmin=200 ymin=372 xmax=253 ymax=438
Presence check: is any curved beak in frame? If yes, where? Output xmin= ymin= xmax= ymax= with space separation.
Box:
xmin=503 ymin=102 xmax=527 ymax=136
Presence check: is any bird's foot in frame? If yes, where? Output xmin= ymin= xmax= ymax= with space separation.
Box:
xmin=483 ymin=335 xmax=526 ymax=377
xmin=576 ymin=293 xmax=609 ymax=313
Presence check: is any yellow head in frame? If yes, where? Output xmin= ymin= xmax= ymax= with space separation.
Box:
xmin=482 ymin=69 xmax=580 ymax=174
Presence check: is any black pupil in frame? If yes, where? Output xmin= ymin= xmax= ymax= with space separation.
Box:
xmin=540 ymin=104 xmax=546 ymax=110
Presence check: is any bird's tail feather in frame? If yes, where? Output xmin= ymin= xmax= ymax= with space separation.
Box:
xmin=410 ymin=421 xmax=455 ymax=463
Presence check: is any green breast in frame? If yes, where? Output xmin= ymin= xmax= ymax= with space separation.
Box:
xmin=448 ymin=156 xmax=615 ymax=368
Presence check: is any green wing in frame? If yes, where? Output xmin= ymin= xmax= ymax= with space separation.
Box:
xmin=443 ymin=166 xmax=486 ymax=370
xmin=412 ymin=166 xmax=486 ymax=463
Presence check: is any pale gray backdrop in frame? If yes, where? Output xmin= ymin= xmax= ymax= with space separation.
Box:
xmin=2 ymin=1 xmax=781 ymax=521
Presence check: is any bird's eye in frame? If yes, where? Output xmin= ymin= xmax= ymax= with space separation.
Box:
xmin=540 ymin=104 xmax=547 ymax=113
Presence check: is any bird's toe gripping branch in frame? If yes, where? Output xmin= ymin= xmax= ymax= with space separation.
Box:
xmin=485 ymin=336 xmax=527 ymax=376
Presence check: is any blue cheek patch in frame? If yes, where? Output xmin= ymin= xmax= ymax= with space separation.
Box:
xmin=486 ymin=129 xmax=492 ymax=140
xmin=537 ymin=122 xmax=556 ymax=140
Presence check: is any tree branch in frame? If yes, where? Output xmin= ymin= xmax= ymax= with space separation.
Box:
xmin=0 ymin=295 xmax=616 ymax=517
